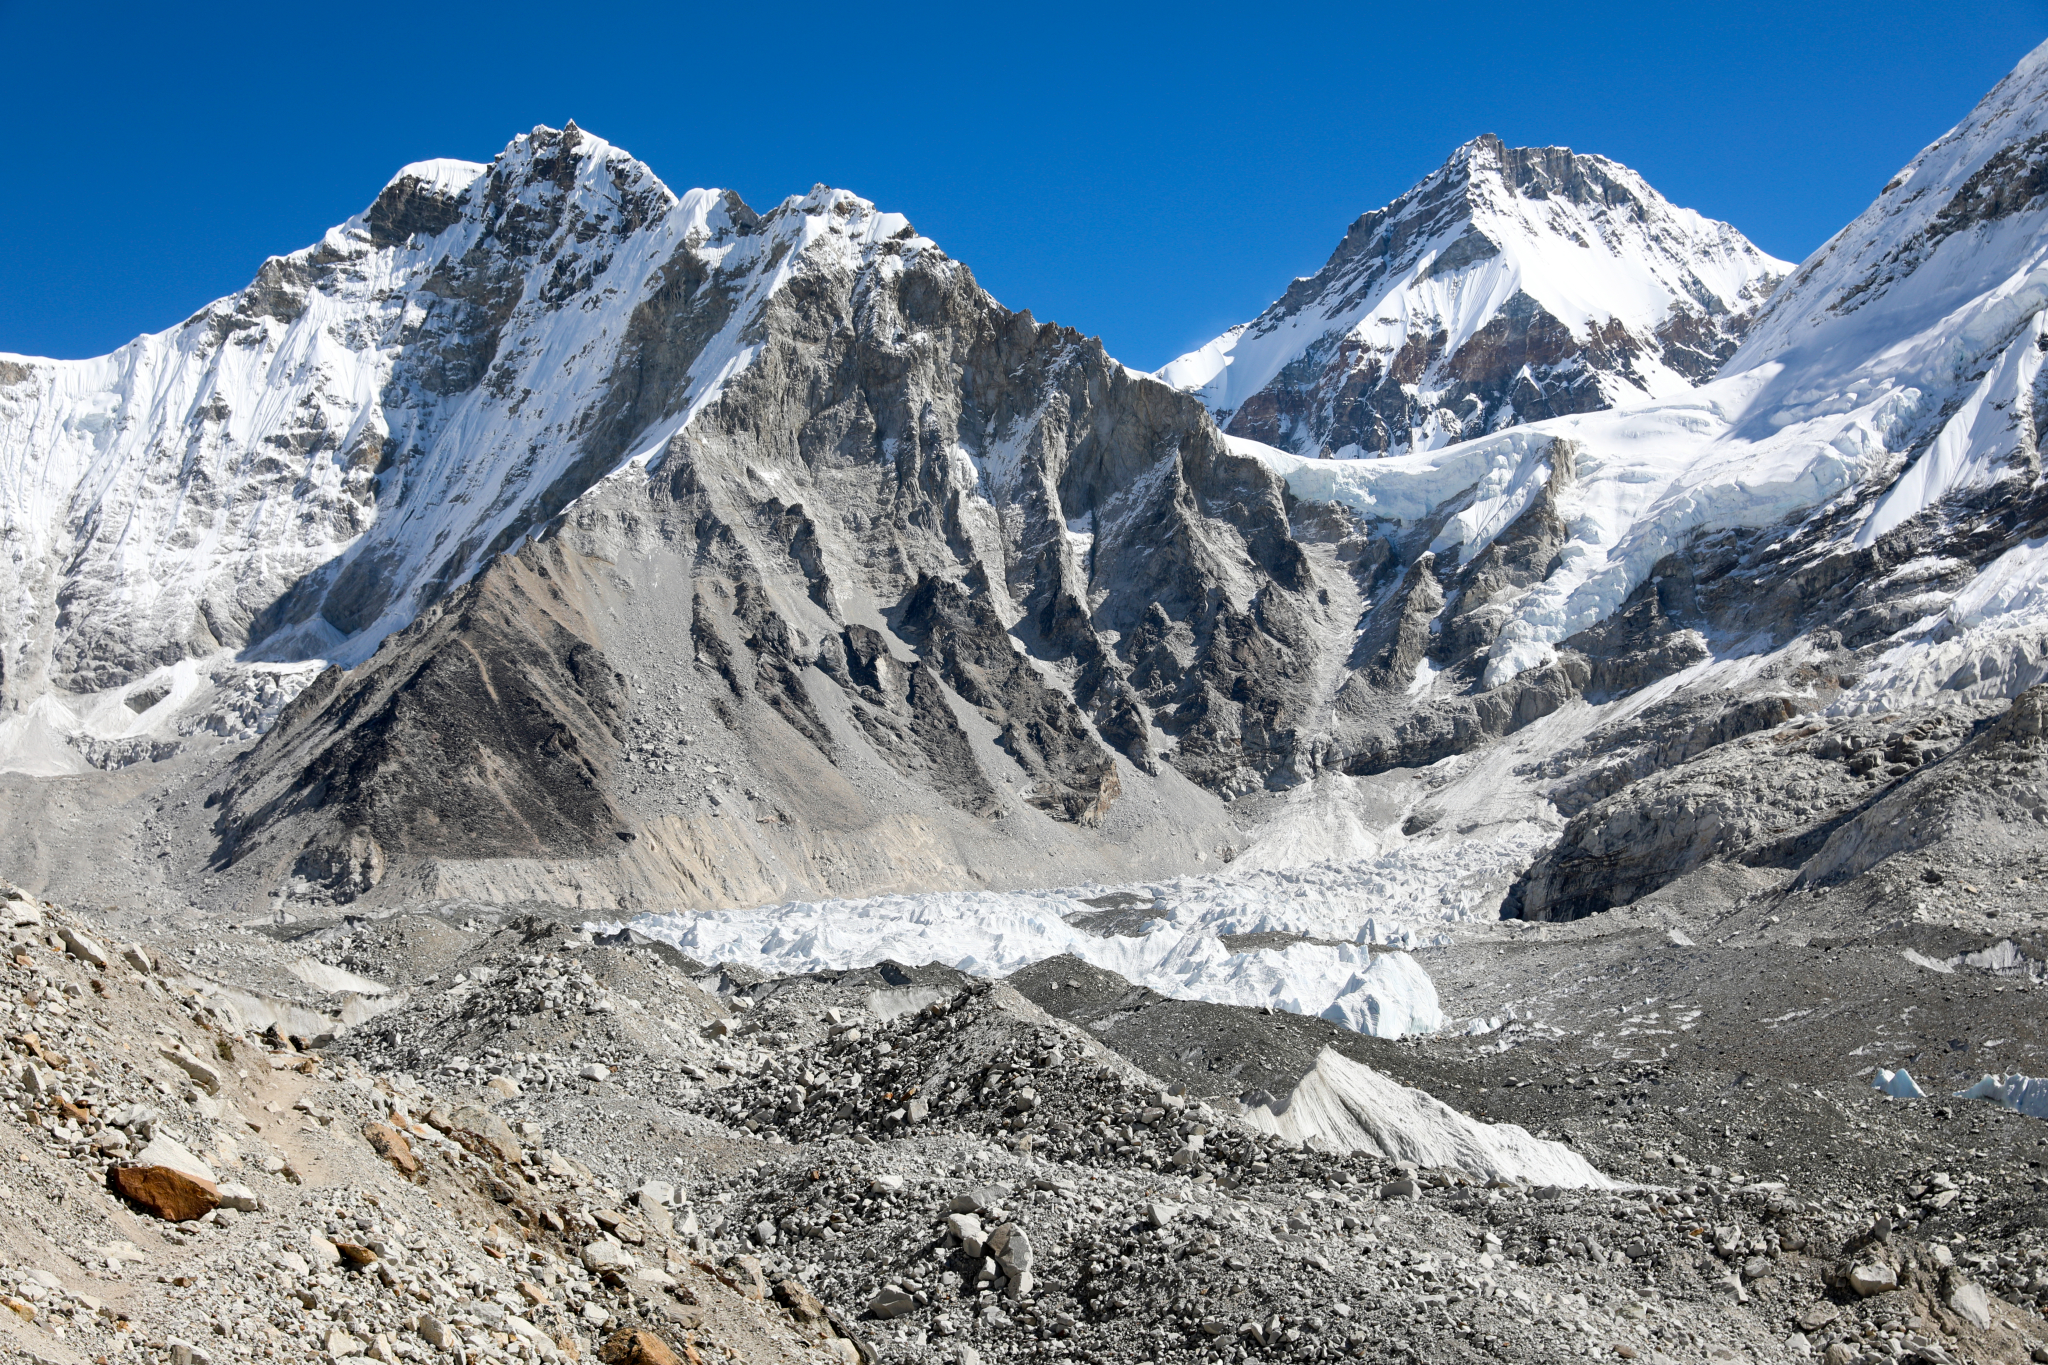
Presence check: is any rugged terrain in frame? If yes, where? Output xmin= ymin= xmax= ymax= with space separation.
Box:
xmin=2 ymin=843 xmax=2046 ymax=1365
xmin=4 ymin=30 xmax=2048 ymax=1365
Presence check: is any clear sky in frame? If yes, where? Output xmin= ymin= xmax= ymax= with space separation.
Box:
xmin=2 ymin=1 xmax=2043 ymax=371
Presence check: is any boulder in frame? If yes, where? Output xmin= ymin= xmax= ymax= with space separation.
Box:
xmin=1847 ymin=1262 xmax=1897 ymax=1297
xmin=992 ymin=1224 xmax=1033 ymax=1277
xmin=216 ymin=1182 xmax=263 ymax=1212
xmin=58 ymin=927 xmax=109 ymax=969
xmin=108 ymin=1164 xmax=219 ymax=1222
xmin=868 ymin=1285 xmax=915 ymax=1319
xmin=581 ymin=1238 xmax=634 ymax=1273
xmin=1946 ymin=1277 xmax=1993 ymax=1330
xmin=727 ymin=1255 xmax=766 ymax=1300
xmin=775 ymin=1279 xmax=827 ymax=1326
xmin=335 ymin=1242 xmax=378 ymax=1267
xmin=451 ymin=1104 xmax=524 ymax=1164
xmin=600 ymin=1330 xmax=682 ymax=1365
xmin=363 ymin=1123 xmax=419 ymax=1176
xmin=157 ymin=1048 xmax=224 ymax=1095
xmin=132 ymin=1136 xmax=216 ymax=1183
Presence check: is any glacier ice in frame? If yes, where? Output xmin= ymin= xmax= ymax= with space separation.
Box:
xmin=1953 ymin=1073 xmax=2048 ymax=1119
xmin=1238 ymin=1047 xmax=1614 ymax=1186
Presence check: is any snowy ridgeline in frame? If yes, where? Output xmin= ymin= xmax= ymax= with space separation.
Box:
xmin=597 ymin=843 xmax=1546 ymax=1039
xmin=1220 ymin=46 xmax=2048 ymax=713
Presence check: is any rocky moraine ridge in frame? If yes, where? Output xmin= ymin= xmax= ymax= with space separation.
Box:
xmin=2 ymin=879 xmax=2047 ymax=1365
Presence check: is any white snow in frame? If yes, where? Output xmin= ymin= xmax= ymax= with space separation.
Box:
xmin=385 ymin=158 xmax=490 ymax=199
xmin=1238 ymin=1047 xmax=1614 ymax=1186
xmin=1873 ymin=1068 xmax=1927 ymax=1099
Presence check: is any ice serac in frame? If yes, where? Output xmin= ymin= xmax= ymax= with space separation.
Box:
xmin=1157 ymin=135 xmax=1787 ymax=459
xmin=1239 ymin=1048 xmax=1613 ymax=1185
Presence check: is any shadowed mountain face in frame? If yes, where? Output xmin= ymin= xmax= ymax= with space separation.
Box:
xmin=199 ymin=159 xmax=1336 ymax=907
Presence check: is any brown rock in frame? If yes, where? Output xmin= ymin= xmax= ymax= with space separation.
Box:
xmin=363 ymin=1122 xmax=419 ymax=1176
xmin=335 ymin=1242 xmax=379 ymax=1266
xmin=599 ymin=1328 xmax=682 ymax=1365
xmin=775 ymin=1278 xmax=827 ymax=1326
xmin=108 ymin=1164 xmax=220 ymax=1222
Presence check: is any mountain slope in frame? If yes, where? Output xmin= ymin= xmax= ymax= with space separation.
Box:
xmin=1157 ymin=135 xmax=1787 ymax=458
xmin=9 ymin=39 xmax=2048 ymax=934
xmin=0 ymin=127 xmax=913 ymax=718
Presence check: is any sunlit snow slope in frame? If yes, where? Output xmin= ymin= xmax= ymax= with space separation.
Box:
xmin=0 ymin=125 xmax=926 ymax=758
xmin=1157 ymin=135 xmax=1787 ymax=459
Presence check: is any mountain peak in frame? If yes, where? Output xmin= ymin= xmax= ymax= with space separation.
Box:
xmin=1156 ymin=140 xmax=1788 ymax=458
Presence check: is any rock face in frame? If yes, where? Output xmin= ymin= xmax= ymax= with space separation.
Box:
xmin=1156 ymin=135 xmax=1787 ymax=459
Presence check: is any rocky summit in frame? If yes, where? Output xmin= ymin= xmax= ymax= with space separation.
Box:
xmin=4 ymin=29 xmax=2048 ymax=1365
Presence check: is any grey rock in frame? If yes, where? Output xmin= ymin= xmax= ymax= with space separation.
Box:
xmin=868 ymin=1285 xmax=916 ymax=1320
xmin=1946 ymin=1277 xmax=1993 ymax=1330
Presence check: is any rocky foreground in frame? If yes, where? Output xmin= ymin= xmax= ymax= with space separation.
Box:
xmin=0 ymin=882 xmax=2043 ymax=1365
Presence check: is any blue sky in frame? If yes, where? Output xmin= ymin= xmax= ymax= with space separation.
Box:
xmin=2 ymin=1 xmax=2042 ymax=371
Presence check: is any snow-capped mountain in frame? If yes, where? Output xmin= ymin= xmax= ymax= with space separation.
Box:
xmin=5 ymin=38 xmax=2048 ymax=933
xmin=1156 ymin=135 xmax=1788 ymax=458
xmin=1241 ymin=37 xmax=2048 ymax=919
xmin=0 ymin=124 xmax=921 ymax=717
